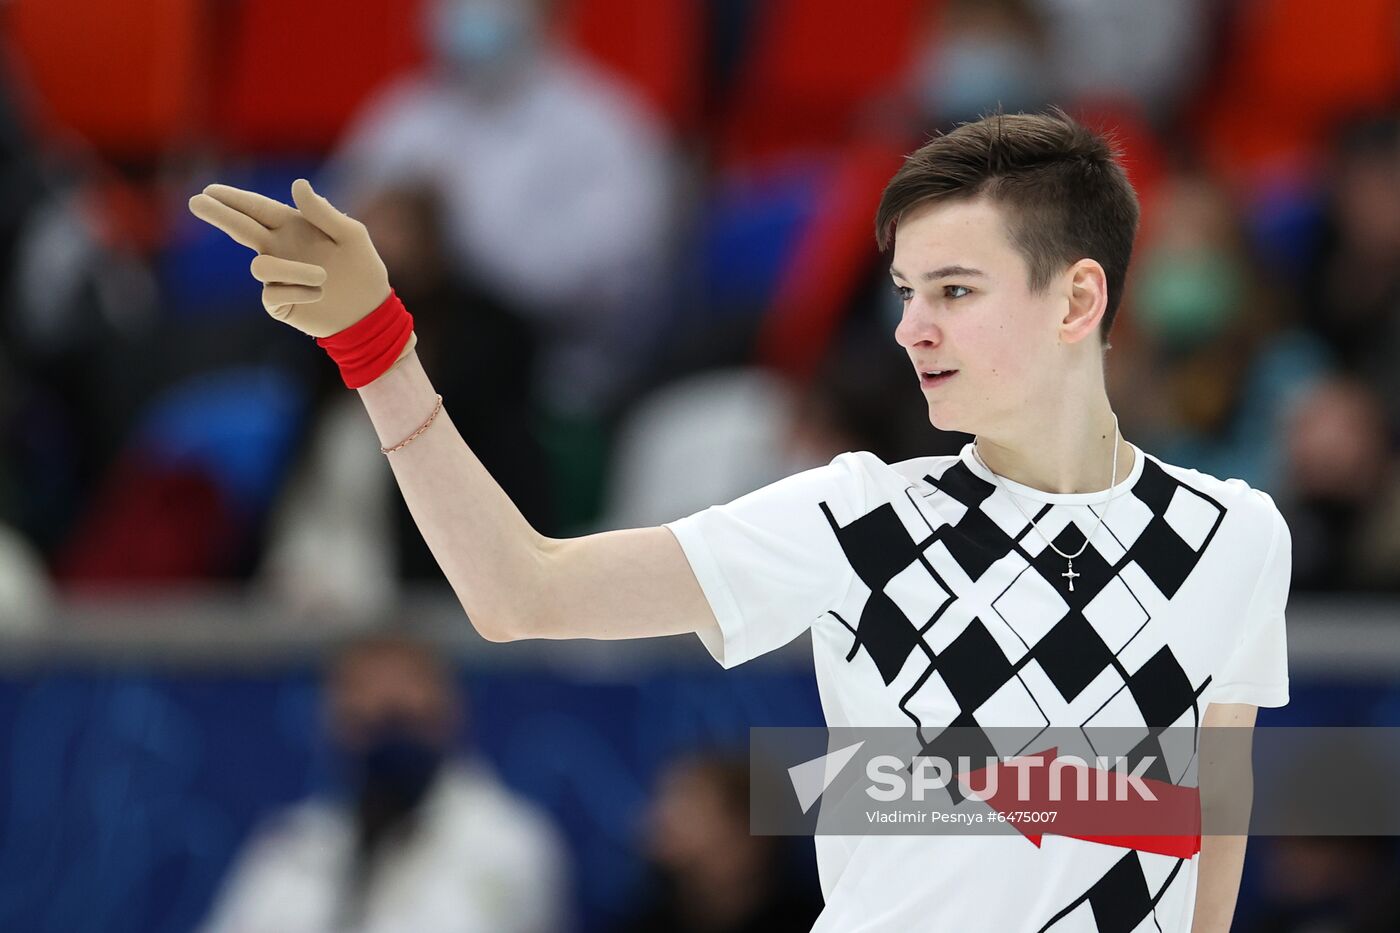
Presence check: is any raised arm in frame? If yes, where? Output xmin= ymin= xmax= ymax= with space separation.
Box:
xmin=356 ymin=348 xmax=717 ymax=642
xmin=189 ymin=180 xmax=718 ymax=645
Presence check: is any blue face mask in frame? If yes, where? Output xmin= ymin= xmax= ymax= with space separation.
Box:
xmin=918 ymin=39 xmax=1046 ymax=124
xmin=342 ymin=728 xmax=446 ymax=810
xmin=429 ymin=0 xmax=534 ymax=77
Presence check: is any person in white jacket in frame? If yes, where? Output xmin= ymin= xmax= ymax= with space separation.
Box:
xmin=200 ymin=634 xmax=569 ymax=933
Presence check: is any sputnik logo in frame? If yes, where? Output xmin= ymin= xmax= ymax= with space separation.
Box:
xmin=787 ymin=740 xmax=866 ymax=814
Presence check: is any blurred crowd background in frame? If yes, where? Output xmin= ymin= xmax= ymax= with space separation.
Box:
xmin=0 ymin=0 xmax=1399 ymax=931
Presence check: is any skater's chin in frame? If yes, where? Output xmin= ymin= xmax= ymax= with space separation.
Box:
xmin=925 ymin=405 xmax=969 ymax=435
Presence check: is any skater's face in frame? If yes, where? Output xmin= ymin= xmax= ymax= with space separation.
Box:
xmin=890 ymin=196 xmax=1104 ymax=433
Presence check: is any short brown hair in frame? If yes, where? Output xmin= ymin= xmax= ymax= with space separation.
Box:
xmin=875 ymin=109 xmax=1140 ymax=339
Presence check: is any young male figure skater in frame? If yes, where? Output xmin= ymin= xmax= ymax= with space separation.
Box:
xmin=190 ymin=110 xmax=1290 ymax=933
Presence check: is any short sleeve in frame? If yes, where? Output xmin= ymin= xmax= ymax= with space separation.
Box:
xmin=1212 ymin=492 xmax=1291 ymax=707
xmin=664 ymin=452 xmax=867 ymax=669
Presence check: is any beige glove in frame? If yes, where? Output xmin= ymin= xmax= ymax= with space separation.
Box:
xmin=187 ymin=178 xmax=417 ymax=360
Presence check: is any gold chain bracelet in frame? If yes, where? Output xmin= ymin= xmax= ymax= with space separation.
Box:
xmin=381 ymin=394 xmax=443 ymax=455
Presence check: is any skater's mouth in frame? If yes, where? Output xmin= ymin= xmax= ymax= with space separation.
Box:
xmin=919 ymin=369 xmax=958 ymax=389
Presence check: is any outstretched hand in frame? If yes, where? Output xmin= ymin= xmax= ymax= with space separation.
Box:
xmin=187 ymin=178 xmax=393 ymax=339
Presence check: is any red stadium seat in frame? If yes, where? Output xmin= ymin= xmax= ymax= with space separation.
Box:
xmin=717 ymin=0 xmax=926 ymax=166
xmin=756 ymin=140 xmax=909 ymax=380
xmin=214 ymin=0 xmax=430 ymax=155
xmin=220 ymin=0 xmax=696 ymax=153
xmin=53 ymin=452 xmax=240 ymax=584
xmin=1198 ymin=0 xmax=1400 ymax=182
xmin=557 ymin=0 xmax=702 ymax=131
xmin=1 ymin=0 xmax=208 ymax=158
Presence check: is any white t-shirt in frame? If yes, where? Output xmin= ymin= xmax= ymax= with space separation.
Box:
xmin=666 ymin=442 xmax=1291 ymax=933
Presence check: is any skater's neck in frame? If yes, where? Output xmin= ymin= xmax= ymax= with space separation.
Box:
xmin=971 ymin=389 xmax=1134 ymax=496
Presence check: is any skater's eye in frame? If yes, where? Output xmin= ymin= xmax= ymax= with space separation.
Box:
xmin=944 ymin=285 xmax=971 ymax=300
xmin=892 ymin=283 xmax=914 ymax=303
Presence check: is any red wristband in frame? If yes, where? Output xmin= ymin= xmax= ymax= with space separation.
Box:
xmin=314 ymin=289 xmax=415 ymax=389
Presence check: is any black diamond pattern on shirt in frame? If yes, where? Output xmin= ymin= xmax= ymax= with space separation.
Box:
xmin=820 ymin=456 xmax=1225 ymax=731
xmin=941 ymin=507 xmax=1011 ymax=583
xmin=1032 ymin=523 xmax=1116 ymax=611
xmin=1032 ymin=610 xmax=1114 ymax=703
xmin=1125 ymin=732 xmax=1174 ymax=785
xmin=1126 ymin=646 xmax=1199 ymax=730
xmin=856 ymin=590 xmax=927 ymax=685
xmin=814 ymin=452 xmax=1229 ymax=932
xmin=916 ymin=710 xmax=999 ymax=806
xmin=821 ymin=501 xmax=926 ymax=685
xmin=936 ymin=618 xmax=1016 ymax=713
xmin=1086 ymin=850 xmax=1154 ymax=933
xmin=1123 ymin=462 xmax=1226 ymax=599
xmin=1034 ymin=851 xmax=1189 ymax=933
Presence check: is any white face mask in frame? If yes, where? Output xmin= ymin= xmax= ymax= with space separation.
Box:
xmin=426 ymin=0 xmax=538 ymax=80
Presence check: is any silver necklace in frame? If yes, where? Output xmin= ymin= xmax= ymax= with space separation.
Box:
xmin=971 ymin=414 xmax=1121 ymax=593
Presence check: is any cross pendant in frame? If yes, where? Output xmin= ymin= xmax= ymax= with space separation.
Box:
xmin=1062 ymin=559 xmax=1079 ymax=592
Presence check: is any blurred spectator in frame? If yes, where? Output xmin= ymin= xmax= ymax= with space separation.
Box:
xmin=599 ymin=367 xmax=803 ymax=529
xmin=0 ymin=521 xmax=52 ymax=630
xmin=360 ymin=183 xmax=552 ymax=541
xmin=0 ymin=58 xmax=164 ymax=561
xmin=788 ymin=331 xmax=955 ymax=466
xmin=600 ymin=333 xmax=937 ymax=529
xmin=1031 ymin=0 xmax=1210 ymax=121
xmin=0 ymin=52 xmax=45 ymax=300
xmin=1281 ymin=377 xmax=1400 ymax=590
xmin=325 ymin=0 xmax=676 ymax=419
xmin=909 ymin=0 xmax=1052 ymax=128
xmin=614 ymin=752 xmax=821 ymax=933
xmin=1251 ymin=837 xmax=1400 ymax=932
xmin=1112 ymin=169 xmax=1330 ymax=492
xmin=253 ymin=392 xmax=399 ymax=620
xmin=200 ymin=634 xmax=569 ymax=933
xmin=1302 ymin=115 xmax=1400 ymax=440
xmin=256 ymin=184 xmax=553 ymax=617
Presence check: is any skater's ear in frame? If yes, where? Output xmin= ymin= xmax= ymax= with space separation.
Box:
xmin=1057 ymin=257 xmax=1109 ymax=348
